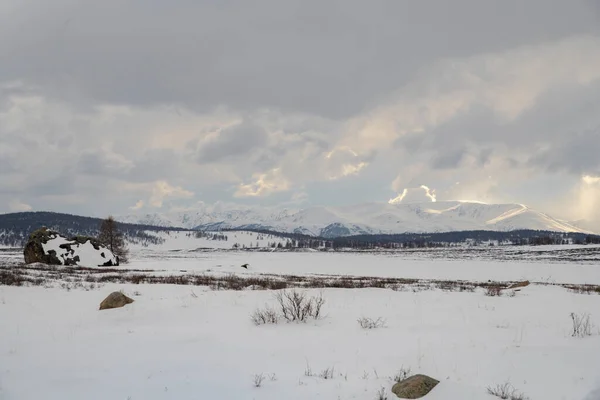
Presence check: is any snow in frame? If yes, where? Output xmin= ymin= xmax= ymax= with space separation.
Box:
xmin=129 ymin=230 xmax=293 ymax=251
xmin=41 ymin=233 xmax=118 ymax=267
xmin=118 ymin=200 xmax=594 ymax=236
xmin=2 ymin=282 xmax=600 ymax=399
xmin=2 ymin=245 xmax=600 ymax=399
xmin=127 ymin=247 xmax=600 ymax=286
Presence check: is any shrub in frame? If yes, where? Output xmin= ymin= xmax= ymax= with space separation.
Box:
xmin=358 ymin=317 xmax=387 ymax=329
xmin=274 ymin=290 xmax=325 ymax=322
xmin=251 ymin=306 xmax=279 ymax=326
xmin=487 ymin=382 xmax=529 ymax=400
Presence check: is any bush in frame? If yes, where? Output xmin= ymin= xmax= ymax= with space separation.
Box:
xmin=358 ymin=317 xmax=387 ymax=329
xmin=487 ymin=382 xmax=529 ymax=400
xmin=274 ymin=290 xmax=325 ymax=322
xmin=570 ymin=312 xmax=595 ymax=337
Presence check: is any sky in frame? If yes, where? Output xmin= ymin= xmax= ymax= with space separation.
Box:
xmin=1 ymin=0 xmax=600 ymax=227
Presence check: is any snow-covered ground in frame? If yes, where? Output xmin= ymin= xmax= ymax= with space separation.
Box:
xmin=128 ymin=230 xmax=295 ymax=251
xmin=2 ymin=245 xmax=600 ymax=399
xmin=2 ymin=283 xmax=600 ymax=399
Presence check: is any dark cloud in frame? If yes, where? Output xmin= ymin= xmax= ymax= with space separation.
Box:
xmin=196 ymin=123 xmax=268 ymax=164
xmin=1 ymin=1 xmax=598 ymax=118
xmin=432 ymin=147 xmax=467 ymax=169
xmin=528 ymin=127 xmax=600 ymax=175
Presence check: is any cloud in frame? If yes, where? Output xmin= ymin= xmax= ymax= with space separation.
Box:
xmin=195 ymin=122 xmax=267 ymax=164
xmin=235 ymin=168 xmax=290 ymax=197
xmin=148 ymin=181 xmax=194 ymax=208
xmin=8 ymin=199 xmax=33 ymax=212
xmin=129 ymin=200 xmax=145 ymax=211
xmin=1 ymin=2 xmax=600 ymax=221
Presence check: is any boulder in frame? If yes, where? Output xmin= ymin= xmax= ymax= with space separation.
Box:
xmin=23 ymin=228 xmax=118 ymax=267
xmin=99 ymin=292 xmax=134 ymax=310
xmin=392 ymin=374 xmax=440 ymax=399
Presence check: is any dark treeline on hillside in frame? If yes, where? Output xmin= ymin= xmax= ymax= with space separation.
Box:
xmin=331 ymin=230 xmax=600 ymax=249
xmin=220 ymin=228 xmax=331 ymax=249
xmin=224 ymin=228 xmax=600 ymax=250
xmin=0 ymin=212 xmax=187 ymax=247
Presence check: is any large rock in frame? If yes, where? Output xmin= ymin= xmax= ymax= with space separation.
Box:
xmin=392 ymin=374 xmax=440 ymax=399
xmin=23 ymin=227 xmax=118 ymax=267
xmin=99 ymin=292 xmax=134 ymax=310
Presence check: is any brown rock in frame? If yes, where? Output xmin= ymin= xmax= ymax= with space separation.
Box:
xmin=392 ymin=374 xmax=440 ymax=399
xmin=99 ymin=292 xmax=134 ymax=311
xmin=508 ymin=280 xmax=530 ymax=289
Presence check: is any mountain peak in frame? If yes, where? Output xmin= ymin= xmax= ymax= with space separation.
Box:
xmin=118 ymin=201 xmax=593 ymax=237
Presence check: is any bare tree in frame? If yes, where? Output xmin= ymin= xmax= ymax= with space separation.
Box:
xmin=98 ymin=216 xmax=129 ymax=264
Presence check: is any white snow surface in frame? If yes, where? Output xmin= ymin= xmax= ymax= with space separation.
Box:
xmin=129 ymin=230 xmax=295 ymax=251
xmin=41 ymin=232 xmax=118 ymax=267
xmin=2 ymin=282 xmax=600 ymax=399
xmin=118 ymin=200 xmax=592 ymax=236
xmin=3 ymin=247 xmax=600 ymax=399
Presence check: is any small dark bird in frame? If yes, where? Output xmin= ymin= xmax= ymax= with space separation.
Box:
xmin=241 ymin=263 xmax=249 ymax=269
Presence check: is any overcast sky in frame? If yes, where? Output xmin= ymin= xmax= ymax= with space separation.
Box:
xmin=1 ymin=0 xmax=600 ymax=225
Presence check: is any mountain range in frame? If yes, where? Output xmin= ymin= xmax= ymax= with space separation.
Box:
xmin=118 ymin=200 xmax=593 ymax=238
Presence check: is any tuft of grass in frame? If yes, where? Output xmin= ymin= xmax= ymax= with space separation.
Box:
xmin=319 ymin=366 xmax=335 ymax=380
xmin=253 ymin=373 xmax=265 ymax=388
xmin=376 ymin=387 xmax=388 ymax=400
xmin=570 ymin=312 xmax=595 ymax=338
xmin=391 ymin=366 xmax=412 ymax=383
xmin=358 ymin=317 xmax=387 ymax=329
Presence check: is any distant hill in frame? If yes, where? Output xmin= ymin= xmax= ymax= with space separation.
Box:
xmin=0 ymin=211 xmax=187 ymax=248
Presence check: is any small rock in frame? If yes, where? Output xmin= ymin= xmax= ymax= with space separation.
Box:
xmin=99 ymin=292 xmax=134 ymax=311
xmin=392 ymin=374 xmax=440 ymax=399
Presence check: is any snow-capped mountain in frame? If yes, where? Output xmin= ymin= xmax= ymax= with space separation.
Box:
xmin=118 ymin=201 xmax=593 ymax=238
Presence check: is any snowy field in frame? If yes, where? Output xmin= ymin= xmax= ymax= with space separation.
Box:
xmin=2 ymin=240 xmax=600 ymax=399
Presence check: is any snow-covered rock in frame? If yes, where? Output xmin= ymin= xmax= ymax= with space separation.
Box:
xmin=23 ymin=228 xmax=119 ymax=267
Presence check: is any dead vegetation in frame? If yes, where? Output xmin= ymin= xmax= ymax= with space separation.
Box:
xmin=2 ymin=263 xmax=599 ymax=297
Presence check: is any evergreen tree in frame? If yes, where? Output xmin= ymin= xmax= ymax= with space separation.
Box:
xmin=98 ymin=216 xmax=129 ymax=263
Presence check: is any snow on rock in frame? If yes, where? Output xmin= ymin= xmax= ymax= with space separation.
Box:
xmin=24 ymin=227 xmax=118 ymax=267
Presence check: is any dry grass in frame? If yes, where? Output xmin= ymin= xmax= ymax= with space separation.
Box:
xmin=487 ymin=382 xmax=529 ymax=400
